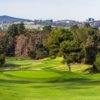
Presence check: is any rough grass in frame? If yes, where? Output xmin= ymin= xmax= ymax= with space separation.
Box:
xmin=0 ymin=57 xmax=100 ymax=100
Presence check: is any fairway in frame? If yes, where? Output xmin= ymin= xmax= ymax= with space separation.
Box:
xmin=0 ymin=57 xmax=100 ymax=100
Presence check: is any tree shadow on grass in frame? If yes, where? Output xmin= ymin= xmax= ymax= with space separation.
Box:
xmin=28 ymin=77 xmax=100 ymax=90
xmin=42 ymin=68 xmax=100 ymax=85
xmin=0 ymin=75 xmax=100 ymax=91
xmin=0 ymin=68 xmax=100 ymax=89
xmin=0 ymin=72 xmax=99 ymax=86
xmin=0 ymin=63 xmax=32 ymax=70
xmin=0 ymin=79 xmax=36 ymax=84
xmin=0 ymin=63 xmax=21 ymax=68
xmin=29 ymin=85 xmax=92 ymax=90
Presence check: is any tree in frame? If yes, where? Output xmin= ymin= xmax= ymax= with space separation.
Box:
xmin=18 ymin=23 xmax=26 ymax=34
xmin=7 ymin=23 xmax=26 ymax=37
xmin=60 ymin=40 xmax=84 ymax=71
xmin=0 ymin=54 xmax=5 ymax=65
xmin=71 ymin=25 xmax=100 ymax=71
xmin=0 ymin=34 xmax=16 ymax=56
xmin=28 ymin=50 xmax=36 ymax=59
xmin=46 ymin=28 xmax=84 ymax=71
xmin=7 ymin=24 xmax=18 ymax=37
xmin=28 ymin=43 xmax=48 ymax=60
xmin=43 ymin=25 xmax=52 ymax=34
xmin=84 ymin=22 xmax=91 ymax=28
xmin=94 ymin=53 xmax=100 ymax=71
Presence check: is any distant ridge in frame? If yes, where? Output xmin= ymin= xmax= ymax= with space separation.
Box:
xmin=0 ymin=15 xmax=33 ymax=22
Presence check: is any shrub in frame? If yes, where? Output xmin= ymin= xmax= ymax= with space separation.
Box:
xmin=0 ymin=54 xmax=5 ymax=65
xmin=28 ymin=50 xmax=36 ymax=59
xmin=28 ymin=48 xmax=48 ymax=60
xmin=94 ymin=53 xmax=100 ymax=71
xmin=35 ymin=49 xmax=48 ymax=59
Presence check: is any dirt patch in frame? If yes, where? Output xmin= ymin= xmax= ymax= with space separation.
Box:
xmin=0 ymin=67 xmax=42 ymax=71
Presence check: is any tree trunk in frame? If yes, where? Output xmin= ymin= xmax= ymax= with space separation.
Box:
xmin=93 ymin=64 xmax=97 ymax=72
xmin=67 ymin=64 xmax=71 ymax=72
xmin=63 ymin=55 xmax=71 ymax=72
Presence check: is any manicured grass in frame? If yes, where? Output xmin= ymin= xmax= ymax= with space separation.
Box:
xmin=0 ymin=57 xmax=100 ymax=100
xmin=2 ymin=57 xmax=90 ymax=72
xmin=4 ymin=57 xmax=64 ymax=69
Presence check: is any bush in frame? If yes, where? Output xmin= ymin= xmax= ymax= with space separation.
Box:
xmin=94 ymin=53 xmax=100 ymax=71
xmin=0 ymin=54 xmax=5 ymax=65
xmin=28 ymin=50 xmax=36 ymax=59
xmin=28 ymin=48 xmax=48 ymax=60
xmin=35 ymin=49 xmax=48 ymax=59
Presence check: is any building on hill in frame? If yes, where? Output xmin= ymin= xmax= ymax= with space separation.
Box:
xmin=0 ymin=22 xmax=44 ymax=30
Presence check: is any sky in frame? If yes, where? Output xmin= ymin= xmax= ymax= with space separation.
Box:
xmin=0 ymin=0 xmax=100 ymax=21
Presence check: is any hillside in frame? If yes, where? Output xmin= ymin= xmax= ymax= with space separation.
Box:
xmin=0 ymin=15 xmax=33 ymax=22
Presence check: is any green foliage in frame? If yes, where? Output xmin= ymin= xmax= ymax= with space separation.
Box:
xmin=0 ymin=34 xmax=15 ymax=56
xmin=7 ymin=23 xmax=26 ymax=37
xmin=43 ymin=25 xmax=52 ymax=33
xmin=46 ymin=28 xmax=85 ymax=71
xmin=94 ymin=53 xmax=100 ymax=71
xmin=0 ymin=22 xmax=99 ymax=72
xmin=71 ymin=25 xmax=100 ymax=68
xmin=17 ymin=23 xmax=26 ymax=34
xmin=28 ymin=43 xmax=48 ymax=59
xmin=84 ymin=22 xmax=91 ymax=28
xmin=60 ymin=40 xmax=84 ymax=63
xmin=0 ymin=54 xmax=5 ymax=64
xmin=35 ymin=48 xmax=48 ymax=59
xmin=7 ymin=24 xmax=18 ymax=37
xmin=46 ymin=28 xmax=73 ymax=56
xmin=28 ymin=50 xmax=36 ymax=59
xmin=71 ymin=25 xmax=79 ymax=30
